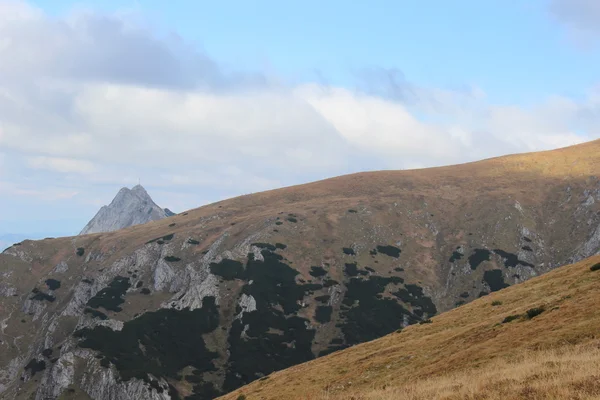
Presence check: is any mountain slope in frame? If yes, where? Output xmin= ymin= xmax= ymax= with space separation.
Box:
xmin=0 ymin=139 xmax=599 ymax=399
xmin=80 ymin=185 xmax=173 ymax=235
xmin=220 ymin=255 xmax=600 ymax=400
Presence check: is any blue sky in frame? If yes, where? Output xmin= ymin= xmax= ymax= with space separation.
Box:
xmin=33 ymin=0 xmax=600 ymax=103
xmin=0 ymin=0 xmax=599 ymax=242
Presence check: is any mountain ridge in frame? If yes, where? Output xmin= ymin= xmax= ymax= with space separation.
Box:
xmin=0 ymin=139 xmax=598 ymax=399
xmin=79 ymin=184 xmax=174 ymax=235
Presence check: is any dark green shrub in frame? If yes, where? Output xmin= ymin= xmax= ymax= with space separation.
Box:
xmin=526 ymin=307 xmax=545 ymax=319
xmin=590 ymin=263 xmax=600 ymax=272
xmin=343 ymin=247 xmax=356 ymax=255
xmin=491 ymin=300 xmax=503 ymax=306
xmin=376 ymin=245 xmax=401 ymax=258
xmin=164 ymin=256 xmax=181 ymax=262
xmin=76 ymin=248 xmax=85 ymax=256
xmin=237 ymin=395 xmax=247 ymax=400
xmin=502 ymin=314 xmax=520 ymax=323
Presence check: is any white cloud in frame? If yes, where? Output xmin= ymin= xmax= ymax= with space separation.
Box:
xmin=0 ymin=0 xmax=598 ymax=228
xmin=27 ymin=156 xmax=96 ymax=173
xmin=0 ymin=180 xmax=79 ymax=200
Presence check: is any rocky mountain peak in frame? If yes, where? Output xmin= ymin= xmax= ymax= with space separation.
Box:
xmin=79 ymin=185 xmax=173 ymax=235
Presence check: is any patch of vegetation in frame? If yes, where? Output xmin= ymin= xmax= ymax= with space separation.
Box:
xmin=483 ymin=269 xmax=510 ymax=292
xmin=223 ymin=248 xmax=319 ymax=392
xmin=348 ymin=209 xmax=357 ymax=213
xmin=590 ymin=263 xmax=600 ymax=272
xmin=339 ymin=276 xmax=414 ymax=345
xmin=491 ymin=300 xmax=503 ymax=306
xmin=468 ymin=249 xmax=491 ymax=270
xmin=76 ymin=247 xmax=85 ymax=257
xmin=344 ymin=262 xmax=359 ymax=277
xmin=141 ymin=288 xmax=151 ymax=295
xmin=493 ymin=249 xmax=534 ymax=268
xmin=522 ymin=245 xmax=533 ymax=252
xmin=459 ymin=292 xmax=470 ymax=298
xmin=375 ymin=245 xmax=401 ymax=258
xmin=187 ymin=239 xmax=200 ymax=245
xmin=315 ymin=306 xmax=333 ymax=323
xmin=323 ymin=279 xmax=339 ymax=287
xmin=31 ymin=288 xmax=56 ymax=302
xmin=86 ymin=276 xmax=131 ymax=312
xmin=478 ymin=291 xmax=489 ymax=297
xmin=419 ymin=319 xmax=432 ymax=324
xmin=187 ymin=382 xmax=222 ymax=399
xmin=455 ymin=300 xmax=466 ymax=307
xmin=168 ymin=223 xmax=176 ymax=227
xmin=164 ymin=256 xmax=182 ymax=262
xmin=45 ymin=279 xmax=61 ymax=290
xmin=342 ymin=247 xmax=356 ymax=256
xmin=146 ymin=233 xmax=175 ymax=244
xmin=287 ymin=217 xmax=298 ymax=223
xmin=210 ymin=259 xmax=244 ymax=280
xmin=394 ymin=267 xmax=404 ymax=272
xmin=523 ymin=237 xmax=532 ymax=242
xmin=84 ymin=308 xmax=108 ymax=320
xmin=365 ymin=267 xmax=375 ymax=273
xmin=502 ymin=314 xmax=521 ymax=323
xmin=393 ymin=284 xmax=437 ymax=317
xmin=275 ymin=221 xmax=283 ymax=225
xmin=24 ymin=359 xmax=46 ymax=377
xmin=275 ymin=243 xmax=287 ymax=250
xmin=82 ymin=278 xmax=93 ymax=284
xmin=449 ymin=249 xmax=463 ymax=263
xmin=237 ymin=395 xmax=247 ymax=400
xmin=309 ymin=266 xmax=327 ymax=278
xmin=315 ymin=295 xmax=330 ymax=303
xmin=526 ymin=307 xmax=545 ymax=319
xmin=75 ymin=297 xmax=219 ymax=389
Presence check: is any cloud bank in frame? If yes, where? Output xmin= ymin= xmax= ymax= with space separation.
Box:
xmin=0 ymin=0 xmax=598 ymax=230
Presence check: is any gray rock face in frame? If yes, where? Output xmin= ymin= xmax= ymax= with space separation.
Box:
xmin=80 ymin=185 xmax=172 ymax=235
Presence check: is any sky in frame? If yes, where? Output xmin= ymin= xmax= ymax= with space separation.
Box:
xmin=0 ymin=0 xmax=599 ymax=241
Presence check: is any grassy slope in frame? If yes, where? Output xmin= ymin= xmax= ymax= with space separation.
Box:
xmin=220 ymin=255 xmax=600 ymax=400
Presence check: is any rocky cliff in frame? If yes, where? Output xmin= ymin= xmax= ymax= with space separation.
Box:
xmin=0 ymin=140 xmax=599 ymax=400
xmin=80 ymin=185 xmax=173 ymax=235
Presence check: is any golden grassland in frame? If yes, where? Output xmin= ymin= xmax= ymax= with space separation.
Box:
xmin=221 ymin=255 xmax=600 ymax=400
xmin=322 ymin=343 xmax=600 ymax=399
xmin=78 ymin=139 xmax=600 ymax=253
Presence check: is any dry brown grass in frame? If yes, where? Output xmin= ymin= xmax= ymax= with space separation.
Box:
xmin=322 ymin=343 xmax=600 ymax=399
xmin=220 ymin=255 xmax=600 ymax=400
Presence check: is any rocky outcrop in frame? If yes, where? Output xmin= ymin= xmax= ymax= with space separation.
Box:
xmin=80 ymin=185 xmax=173 ymax=235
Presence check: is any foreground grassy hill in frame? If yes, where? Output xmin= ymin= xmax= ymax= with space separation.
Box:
xmin=0 ymin=139 xmax=599 ymax=399
xmin=221 ymin=255 xmax=600 ymax=400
